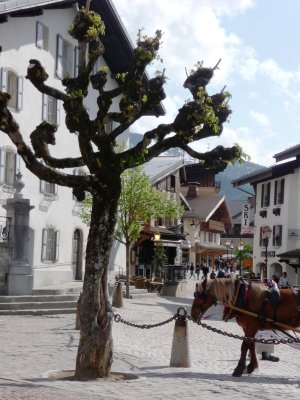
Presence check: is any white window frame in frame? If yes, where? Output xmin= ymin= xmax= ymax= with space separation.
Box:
xmin=36 ymin=21 xmax=49 ymax=50
xmin=0 ymin=68 xmax=23 ymax=111
xmin=0 ymin=147 xmax=19 ymax=186
xmin=41 ymin=227 xmax=60 ymax=262
xmin=42 ymin=94 xmax=60 ymax=126
xmin=56 ymin=34 xmax=74 ymax=79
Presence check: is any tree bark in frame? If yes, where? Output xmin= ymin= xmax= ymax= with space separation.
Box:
xmin=74 ymin=180 xmax=120 ymax=379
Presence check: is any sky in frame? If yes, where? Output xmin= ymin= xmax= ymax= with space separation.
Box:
xmin=112 ymin=0 xmax=300 ymax=166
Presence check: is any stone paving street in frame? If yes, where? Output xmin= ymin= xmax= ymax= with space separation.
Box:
xmin=0 ymin=293 xmax=299 ymax=400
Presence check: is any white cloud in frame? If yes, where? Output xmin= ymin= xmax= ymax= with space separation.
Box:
xmin=250 ymin=111 xmax=270 ymax=128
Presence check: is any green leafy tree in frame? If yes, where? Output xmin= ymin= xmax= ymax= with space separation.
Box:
xmin=0 ymin=7 xmax=245 ymax=379
xmin=82 ymin=166 xmax=183 ymax=298
xmin=152 ymin=244 xmax=168 ymax=277
xmin=234 ymin=243 xmax=253 ymax=274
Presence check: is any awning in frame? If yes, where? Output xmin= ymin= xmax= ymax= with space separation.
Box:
xmin=194 ymin=242 xmax=227 ymax=255
xmin=276 ymin=249 xmax=300 ymax=270
xmin=277 ymin=249 xmax=300 ymax=258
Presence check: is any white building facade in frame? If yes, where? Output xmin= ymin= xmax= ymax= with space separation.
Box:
xmin=0 ymin=0 xmax=135 ymax=293
xmin=233 ymin=144 xmax=300 ymax=286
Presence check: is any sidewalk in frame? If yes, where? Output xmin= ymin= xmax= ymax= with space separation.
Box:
xmin=0 ymin=293 xmax=299 ymax=400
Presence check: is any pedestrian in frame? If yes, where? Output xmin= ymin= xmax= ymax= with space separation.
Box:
xmin=195 ymin=264 xmax=200 ymax=279
xmin=202 ymin=263 xmax=209 ymax=279
xmin=278 ymin=271 xmax=290 ymax=288
xmin=189 ymin=262 xmax=195 ymax=278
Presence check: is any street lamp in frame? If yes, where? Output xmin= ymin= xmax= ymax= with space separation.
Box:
xmin=230 ymin=244 xmax=234 ymax=266
xmin=238 ymin=241 xmax=244 ymax=276
xmin=153 ymin=231 xmax=161 ymax=242
xmin=261 ymin=225 xmax=272 ymax=278
xmin=225 ymin=239 xmax=231 ymax=264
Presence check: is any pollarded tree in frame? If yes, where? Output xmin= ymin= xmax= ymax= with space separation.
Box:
xmin=0 ymin=7 xmax=245 ymax=379
xmin=81 ymin=165 xmax=183 ymax=299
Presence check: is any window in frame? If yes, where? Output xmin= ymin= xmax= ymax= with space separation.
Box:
xmin=40 ymin=179 xmax=58 ymax=196
xmin=261 ymin=182 xmax=271 ymax=207
xmin=56 ymin=35 xmax=73 ymax=78
xmin=0 ymin=68 xmax=23 ymax=111
xmin=273 ymin=225 xmax=282 ymax=247
xmin=41 ymin=228 xmax=60 ymax=262
xmin=0 ymin=147 xmax=19 ymax=186
xmin=166 ymin=175 xmax=176 ymax=192
xmin=36 ymin=21 xmax=49 ymax=50
xmin=104 ymin=119 xmax=118 ymax=134
xmin=42 ymin=94 xmax=60 ymax=125
xmin=274 ymin=179 xmax=284 ymax=205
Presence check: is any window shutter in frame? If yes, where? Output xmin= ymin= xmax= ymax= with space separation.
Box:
xmin=74 ymin=46 xmax=79 ymax=77
xmin=14 ymin=153 xmax=21 ymax=176
xmin=41 ymin=228 xmax=48 ymax=261
xmin=0 ymin=148 xmax=6 ymax=184
xmin=54 ymin=183 xmax=58 ymax=195
xmin=36 ymin=21 xmax=43 ymax=48
xmin=42 ymin=93 xmax=48 ymax=121
xmin=40 ymin=179 xmax=46 ymax=193
xmin=56 ymin=34 xmax=63 ymax=78
xmin=56 ymin=100 xmax=60 ymax=126
xmin=0 ymin=68 xmax=8 ymax=92
xmin=55 ymin=230 xmax=60 ymax=262
xmin=17 ymin=76 xmax=23 ymax=111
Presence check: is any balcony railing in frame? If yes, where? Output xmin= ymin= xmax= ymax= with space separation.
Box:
xmin=0 ymin=216 xmax=12 ymax=242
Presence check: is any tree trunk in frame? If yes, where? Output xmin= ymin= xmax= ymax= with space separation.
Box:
xmin=74 ymin=182 xmax=120 ymax=379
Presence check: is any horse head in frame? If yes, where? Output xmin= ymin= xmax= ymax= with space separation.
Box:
xmin=191 ymin=278 xmax=217 ymax=320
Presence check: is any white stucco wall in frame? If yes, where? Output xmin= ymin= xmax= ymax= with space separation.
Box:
xmin=253 ymin=168 xmax=300 ymax=285
xmin=0 ymin=7 xmax=126 ymax=288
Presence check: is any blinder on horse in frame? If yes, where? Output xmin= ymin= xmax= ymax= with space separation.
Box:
xmin=193 ymin=285 xmax=217 ymax=307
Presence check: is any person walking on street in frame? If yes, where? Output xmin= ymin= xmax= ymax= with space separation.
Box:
xmin=278 ymin=272 xmax=290 ymax=288
xmin=195 ymin=264 xmax=200 ymax=279
xmin=189 ymin=263 xmax=195 ymax=278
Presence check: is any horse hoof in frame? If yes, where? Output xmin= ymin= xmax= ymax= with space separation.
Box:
xmin=232 ymin=370 xmax=242 ymax=377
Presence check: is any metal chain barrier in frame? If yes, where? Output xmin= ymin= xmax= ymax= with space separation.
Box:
xmin=114 ymin=308 xmax=300 ymax=345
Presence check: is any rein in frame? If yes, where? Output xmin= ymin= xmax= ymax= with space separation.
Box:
xmin=223 ymin=302 xmax=300 ymax=334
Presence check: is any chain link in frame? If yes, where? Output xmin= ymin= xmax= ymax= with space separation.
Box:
xmin=114 ymin=311 xmax=300 ymax=344
xmin=113 ymin=313 xmax=177 ymax=329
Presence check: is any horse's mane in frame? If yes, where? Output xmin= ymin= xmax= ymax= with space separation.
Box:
xmin=206 ymin=278 xmax=236 ymax=304
xmin=205 ymin=278 xmax=267 ymax=304
xmin=248 ymin=281 xmax=267 ymax=303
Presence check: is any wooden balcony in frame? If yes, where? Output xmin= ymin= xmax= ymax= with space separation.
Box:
xmin=201 ymin=220 xmax=225 ymax=232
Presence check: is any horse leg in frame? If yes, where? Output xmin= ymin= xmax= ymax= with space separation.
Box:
xmin=232 ymin=339 xmax=249 ymax=377
xmin=246 ymin=341 xmax=258 ymax=374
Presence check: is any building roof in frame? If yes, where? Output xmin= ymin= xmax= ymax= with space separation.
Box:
xmin=183 ymin=194 xmax=232 ymax=229
xmin=0 ymin=0 xmax=164 ymax=116
xmin=143 ymin=157 xmax=184 ymax=185
xmin=232 ymin=157 xmax=300 ymax=187
xmin=274 ymin=143 xmax=300 ymax=162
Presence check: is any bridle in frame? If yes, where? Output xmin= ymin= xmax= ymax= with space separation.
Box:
xmin=193 ymin=285 xmax=217 ymax=315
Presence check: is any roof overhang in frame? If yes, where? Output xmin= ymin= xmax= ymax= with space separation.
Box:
xmin=277 ymin=249 xmax=300 ymax=271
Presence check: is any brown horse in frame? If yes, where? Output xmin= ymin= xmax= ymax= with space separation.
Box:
xmin=191 ymin=277 xmax=300 ymax=377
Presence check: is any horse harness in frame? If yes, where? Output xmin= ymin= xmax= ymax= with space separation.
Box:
xmin=223 ymin=279 xmax=300 ymax=327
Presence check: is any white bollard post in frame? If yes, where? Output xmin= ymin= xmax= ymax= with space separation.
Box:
xmin=112 ymin=281 xmax=124 ymax=308
xmin=170 ymin=307 xmax=191 ymax=367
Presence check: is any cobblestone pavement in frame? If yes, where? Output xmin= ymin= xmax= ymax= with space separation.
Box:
xmin=0 ymin=294 xmax=299 ymax=400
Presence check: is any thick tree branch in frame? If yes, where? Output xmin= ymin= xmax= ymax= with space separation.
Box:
xmin=30 ymin=122 xmax=85 ymax=169
xmin=26 ymin=60 xmax=69 ymax=102
xmin=0 ymin=94 xmax=88 ymax=188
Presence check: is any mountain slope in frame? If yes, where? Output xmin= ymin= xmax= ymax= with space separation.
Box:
xmin=216 ymin=161 xmax=263 ymax=201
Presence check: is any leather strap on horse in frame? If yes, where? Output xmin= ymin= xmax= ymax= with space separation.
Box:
xmin=223 ymin=303 xmax=300 ymax=334
xmin=223 ymin=280 xmax=241 ymax=322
